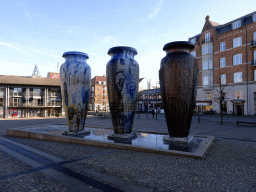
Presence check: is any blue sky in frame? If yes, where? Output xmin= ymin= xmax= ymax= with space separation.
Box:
xmin=1 ymin=0 xmax=256 ymax=85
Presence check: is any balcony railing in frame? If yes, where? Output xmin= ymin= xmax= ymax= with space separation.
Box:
xmin=251 ymin=60 xmax=256 ymax=67
xmin=251 ymin=40 xmax=256 ymax=47
xmin=202 ymin=37 xmax=213 ymax=44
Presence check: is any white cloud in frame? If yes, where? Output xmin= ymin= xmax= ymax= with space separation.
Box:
xmin=148 ymin=0 xmax=164 ymax=19
xmin=98 ymin=36 xmax=121 ymax=45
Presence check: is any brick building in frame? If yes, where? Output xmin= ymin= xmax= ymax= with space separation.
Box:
xmin=189 ymin=11 xmax=256 ymax=115
xmin=89 ymin=75 xmax=108 ymax=111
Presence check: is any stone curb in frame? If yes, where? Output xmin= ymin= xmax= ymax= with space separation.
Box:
xmin=7 ymin=126 xmax=215 ymax=159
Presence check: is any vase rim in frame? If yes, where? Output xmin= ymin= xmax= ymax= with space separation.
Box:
xmin=163 ymin=41 xmax=195 ymax=51
xmin=62 ymin=51 xmax=89 ymax=58
xmin=108 ymin=46 xmax=137 ymax=56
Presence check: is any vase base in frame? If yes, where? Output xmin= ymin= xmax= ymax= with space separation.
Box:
xmin=108 ymin=132 xmax=137 ymax=143
xmin=163 ymin=136 xmax=194 ymax=143
xmin=62 ymin=130 xmax=91 ymax=137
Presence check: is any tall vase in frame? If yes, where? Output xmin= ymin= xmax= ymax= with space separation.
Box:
xmin=159 ymin=41 xmax=198 ymax=138
xmin=106 ymin=46 xmax=139 ymax=134
xmin=60 ymin=51 xmax=91 ymax=132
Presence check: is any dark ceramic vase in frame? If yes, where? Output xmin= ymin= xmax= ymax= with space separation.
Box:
xmin=159 ymin=41 xmax=198 ymax=138
xmin=106 ymin=46 xmax=139 ymax=134
xmin=60 ymin=51 xmax=91 ymax=132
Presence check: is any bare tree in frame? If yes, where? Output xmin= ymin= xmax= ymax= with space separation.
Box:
xmin=212 ymin=70 xmax=235 ymax=125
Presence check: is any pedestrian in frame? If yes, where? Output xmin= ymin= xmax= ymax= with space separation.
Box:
xmin=152 ymin=109 xmax=155 ymax=118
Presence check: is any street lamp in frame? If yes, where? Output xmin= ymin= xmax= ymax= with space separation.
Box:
xmin=156 ymin=81 xmax=160 ymax=120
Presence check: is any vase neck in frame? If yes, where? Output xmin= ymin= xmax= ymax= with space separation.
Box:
xmin=165 ymin=48 xmax=191 ymax=54
xmin=108 ymin=46 xmax=137 ymax=59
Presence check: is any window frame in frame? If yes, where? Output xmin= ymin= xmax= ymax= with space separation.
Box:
xmin=220 ymin=42 xmax=226 ymax=51
xmin=232 ymin=20 xmax=241 ymax=30
xmin=220 ymin=57 xmax=226 ymax=68
xmin=209 ymin=60 xmax=213 ymax=69
xmin=205 ymin=32 xmax=210 ymax=43
xmin=233 ymin=54 xmax=242 ymax=65
xmin=202 ymin=45 xmax=208 ymax=55
xmin=203 ymin=61 xmax=208 ymax=70
xmin=203 ymin=76 xmax=209 ymax=85
xmin=233 ymin=72 xmax=243 ymax=83
xmin=233 ymin=36 xmax=242 ymax=48
xmin=221 ymin=74 xmax=226 ymax=84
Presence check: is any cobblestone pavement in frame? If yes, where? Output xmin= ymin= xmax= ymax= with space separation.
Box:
xmin=0 ymin=114 xmax=256 ymax=191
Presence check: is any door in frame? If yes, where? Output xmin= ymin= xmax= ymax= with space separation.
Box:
xmin=236 ymin=105 xmax=242 ymax=116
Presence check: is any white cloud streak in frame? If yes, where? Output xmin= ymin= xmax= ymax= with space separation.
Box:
xmin=148 ymin=0 xmax=164 ymax=19
xmin=0 ymin=41 xmax=62 ymax=59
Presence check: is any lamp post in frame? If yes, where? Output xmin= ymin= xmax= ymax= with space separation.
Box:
xmin=156 ymin=81 xmax=160 ymax=120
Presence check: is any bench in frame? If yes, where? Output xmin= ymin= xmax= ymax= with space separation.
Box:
xmin=236 ymin=121 xmax=256 ymax=126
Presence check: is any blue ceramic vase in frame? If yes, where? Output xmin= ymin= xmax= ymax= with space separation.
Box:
xmin=106 ymin=46 xmax=139 ymax=134
xmin=159 ymin=41 xmax=198 ymax=137
xmin=60 ymin=51 xmax=91 ymax=132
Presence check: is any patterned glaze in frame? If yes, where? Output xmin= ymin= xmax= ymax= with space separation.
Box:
xmin=60 ymin=51 xmax=91 ymax=132
xmin=106 ymin=46 xmax=139 ymax=134
xmin=159 ymin=41 xmax=198 ymax=137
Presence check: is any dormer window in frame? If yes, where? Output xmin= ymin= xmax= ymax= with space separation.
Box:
xmin=232 ymin=20 xmax=241 ymax=30
xmin=190 ymin=38 xmax=196 ymax=44
xmin=205 ymin=33 xmax=210 ymax=43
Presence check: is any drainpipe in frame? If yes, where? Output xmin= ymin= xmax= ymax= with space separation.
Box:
xmin=246 ymin=27 xmax=249 ymax=115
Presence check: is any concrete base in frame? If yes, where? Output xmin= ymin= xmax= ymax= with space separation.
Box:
xmin=108 ymin=132 xmax=137 ymax=143
xmin=163 ymin=136 xmax=194 ymax=143
xmin=7 ymin=125 xmax=215 ymax=159
xmin=62 ymin=130 xmax=91 ymax=137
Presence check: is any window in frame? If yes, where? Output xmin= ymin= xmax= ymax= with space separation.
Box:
xmin=253 ymin=14 xmax=256 ymax=22
xmin=205 ymin=32 xmax=210 ymax=43
xmin=233 ymin=36 xmax=242 ymax=48
xmin=97 ymin=93 xmax=99 ymax=96
xmin=34 ymin=89 xmax=41 ymax=96
xmin=234 ymin=91 xmax=243 ymax=99
xmin=209 ymin=60 xmax=213 ymax=69
xmin=103 ymin=81 xmax=106 ymax=85
xmin=203 ymin=76 xmax=209 ymax=85
xmin=209 ymin=45 xmax=212 ymax=53
xmin=254 ymin=50 xmax=256 ymax=60
xmin=203 ymin=61 xmax=208 ymax=70
xmin=220 ymin=42 xmax=226 ymax=51
xmin=191 ymin=51 xmax=196 ymax=57
xmin=202 ymin=45 xmax=208 ymax=55
xmin=92 ymin=87 xmax=94 ymax=91
xmin=234 ymin=72 xmax=242 ymax=83
xmin=97 ymin=87 xmax=99 ymax=90
xmin=233 ymin=54 xmax=242 ymax=65
xmin=254 ymin=32 xmax=256 ymax=40
xmin=206 ymin=93 xmax=212 ymax=100
xmin=254 ymin=70 xmax=256 ymax=81
xmin=209 ymin=76 xmax=213 ymax=85
xmin=98 ymin=81 xmax=101 ymax=84
xmin=51 ymin=90 xmax=57 ymax=97
xmin=220 ymin=58 xmax=226 ymax=68
xmin=13 ymin=98 xmax=19 ymax=106
xmin=221 ymin=74 xmax=226 ymax=84
xmin=232 ymin=20 xmax=241 ymax=30
xmin=190 ymin=38 xmax=196 ymax=44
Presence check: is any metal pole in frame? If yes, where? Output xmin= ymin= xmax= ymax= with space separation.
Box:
xmin=156 ymin=81 xmax=158 ymax=120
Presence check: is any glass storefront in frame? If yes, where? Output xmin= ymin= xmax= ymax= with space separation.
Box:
xmin=1 ymin=86 xmax=62 ymax=118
